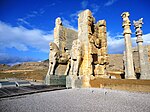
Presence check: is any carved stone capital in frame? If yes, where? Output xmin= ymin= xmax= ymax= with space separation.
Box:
xmin=133 ymin=18 xmax=143 ymax=29
xmin=121 ymin=12 xmax=132 ymax=35
xmin=133 ymin=18 xmax=143 ymax=38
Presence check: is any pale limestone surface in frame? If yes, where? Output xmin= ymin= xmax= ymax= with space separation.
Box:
xmin=70 ymin=39 xmax=82 ymax=76
xmin=47 ymin=17 xmax=78 ymax=76
xmin=46 ymin=10 xmax=109 ymax=86
xmin=121 ymin=12 xmax=136 ymax=79
xmin=134 ymin=18 xmax=150 ymax=79
xmin=0 ymin=89 xmax=150 ymax=112
xmin=46 ymin=17 xmax=78 ymax=85
xmin=78 ymin=9 xmax=108 ymax=78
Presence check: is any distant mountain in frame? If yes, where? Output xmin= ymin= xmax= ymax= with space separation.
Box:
xmin=0 ymin=52 xmax=149 ymax=81
xmin=0 ymin=64 xmax=11 ymax=70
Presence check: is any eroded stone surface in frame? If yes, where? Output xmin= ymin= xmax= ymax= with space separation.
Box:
xmin=134 ymin=18 xmax=150 ymax=79
xmin=121 ymin=12 xmax=136 ymax=79
xmin=78 ymin=9 xmax=109 ymax=79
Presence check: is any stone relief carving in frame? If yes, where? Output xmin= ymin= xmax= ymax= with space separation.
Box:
xmin=47 ymin=42 xmax=60 ymax=75
xmin=88 ymin=19 xmax=108 ymax=76
xmin=47 ymin=41 xmax=70 ymax=76
xmin=70 ymin=39 xmax=82 ymax=76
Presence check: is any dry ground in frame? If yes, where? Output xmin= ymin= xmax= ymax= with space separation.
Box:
xmin=0 ymin=88 xmax=150 ymax=112
xmin=0 ymin=69 xmax=47 ymax=81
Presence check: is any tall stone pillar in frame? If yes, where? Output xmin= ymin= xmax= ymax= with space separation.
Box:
xmin=133 ymin=18 xmax=150 ymax=79
xmin=77 ymin=9 xmax=93 ymax=88
xmin=121 ymin=12 xmax=136 ymax=79
xmin=78 ymin=9 xmax=94 ymax=76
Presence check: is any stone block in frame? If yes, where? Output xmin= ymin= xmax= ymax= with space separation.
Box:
xmin=66 ymin=75 xmax=75 ymax=88
xmin=75 ymin=76 xmax=82 ymax=88
xmin=49 ymin=75 xmax=66 ymax=86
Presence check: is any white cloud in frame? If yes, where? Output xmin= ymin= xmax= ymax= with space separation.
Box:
xmin=107 ymin=32 xmax=125 ymax=54
xmin=70 ymin=10 xmax=83 ymax=23
xmin=17 ymin=18 xmax=33 ymax=28
xmin=142 ymin=33 xmax=150 ymax=44
xmin=107 ymin=32 xmax=150 ymax=54
xmin=90 ymin=4 xmax=100 ymax=15
xmin=70 ymin=10 xmax=83 ymax=18
xmin=104 ymin=0 xmax=118 ymax=6
xmin=70 ymin=3 xmax=100 ymax=23
xmin=0 ymin=21 xmax=53 ymax=53
xmin=81 ymin=0 xmax=88 ymax=9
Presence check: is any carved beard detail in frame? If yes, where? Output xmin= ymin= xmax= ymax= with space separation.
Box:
xmin=95 ymin=38 xmax=101 ymax=48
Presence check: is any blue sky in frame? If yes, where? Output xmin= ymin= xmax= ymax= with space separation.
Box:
xmin=0 ymin=0 xmax=150 ymax=64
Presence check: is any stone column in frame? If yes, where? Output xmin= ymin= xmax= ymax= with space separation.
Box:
xmin=78 ymin=9 xmax=93 ymax=87
xmin=121 ymin=12 xmax=136 ymax=79
xmin=133 ymin=18 xmax=150 ymax=79
xmin=78 ymin=9 xmax=94 ymax=76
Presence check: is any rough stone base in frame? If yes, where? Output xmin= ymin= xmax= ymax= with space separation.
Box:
xmin=66 ymin=75 xmax=75 ymax=88
xmin=49 ymin=75 xmax=66 ymax=86
xmin=45 ymin=75 xmax=50 ymax=85
xmin=66 ymin=75 xmax=82 ymax=88
xmin=75 ymin=76 xmax=82 ymax=88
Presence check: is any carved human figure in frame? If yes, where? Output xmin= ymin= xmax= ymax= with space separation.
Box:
xmin=70 ymin=39 xmax=82 ymax=76
xmin=88 ymin=20 xmax=109 ymax=76
xmin=47 ymin=42 xmax=60 ymax=75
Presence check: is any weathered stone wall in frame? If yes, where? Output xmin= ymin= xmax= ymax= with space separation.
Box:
xmin=65 ymin=28 xmax=78 ymax=52
xmin=106 ymin=54 xmax=123 ymax=71
xmin=133 ymin=45 xmax=150 ymax=79
xmin=132 ymin=48 xmax=140 ymax=73
xmin=50 ymin=17 xmax=78 ymax=76
xmin=78 ymin=9 xmax=91 ymax=76
xmin=54 ymin=19 xmax=78 ymax=53
xmin=78 ymin=9 xmax=109 ymax=77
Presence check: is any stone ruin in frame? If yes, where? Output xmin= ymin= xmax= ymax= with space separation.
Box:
xmin=45 ymin=9 xmax=150 ymax=87
xmin=45 ymin=9 xmax=109 ymax=86
xmin=121 ymin=13 xmax=150 ymax=80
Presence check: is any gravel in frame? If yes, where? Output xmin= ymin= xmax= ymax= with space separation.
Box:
xmin=0 ymin=88 xmax=150 ymax=112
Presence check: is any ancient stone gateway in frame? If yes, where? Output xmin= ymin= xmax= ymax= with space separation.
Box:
xmin=46 ymin=9 xmax=150 ymax=87
xmin=45 ymin=17 xmax=78 ymax=85
xmin=45 ymin=9 xmax=109 ymax=86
